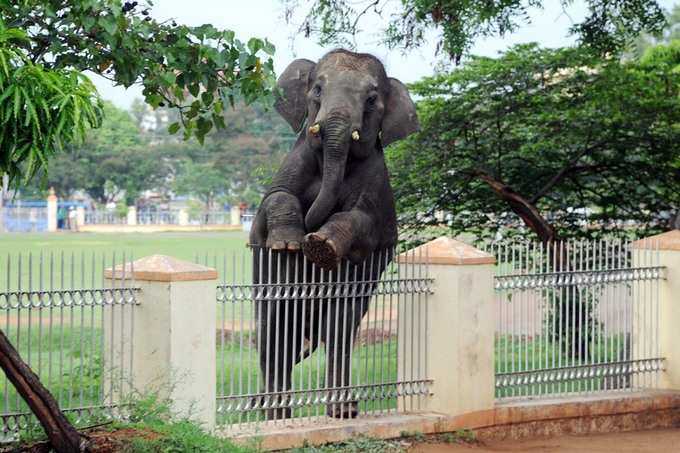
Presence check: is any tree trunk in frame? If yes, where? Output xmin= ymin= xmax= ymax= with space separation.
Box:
xmin=477 ymin=171 xmax=558 ymax=243
xmin=477 ymin=172 xmax=592 ymax=359
xmin=0 ymin=329 xmax=87 ymax=452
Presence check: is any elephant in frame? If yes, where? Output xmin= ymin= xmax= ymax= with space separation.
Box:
xmin=249 ymin=49 xmax=418 ymax=420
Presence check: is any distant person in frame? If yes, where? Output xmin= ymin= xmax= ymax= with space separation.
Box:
xmin=57 ymin=206 xmax=66 ymax=229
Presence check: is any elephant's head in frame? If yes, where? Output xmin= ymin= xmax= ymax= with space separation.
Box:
xmin=274 ymin=49 xmax=419 ymax=232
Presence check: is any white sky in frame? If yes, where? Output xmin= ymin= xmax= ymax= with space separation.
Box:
xmin=93 ymin=0 xmax=677 ymax=109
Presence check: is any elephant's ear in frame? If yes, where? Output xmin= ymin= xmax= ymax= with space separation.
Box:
xmin=381 ymin=78 xmax=419 ymax=146
xmin=274 ymin=59 xmax=316 ymax=132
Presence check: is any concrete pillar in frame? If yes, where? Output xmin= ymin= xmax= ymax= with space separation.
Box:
xmin=230 ymin=205 xmax=241 ymax=226
xmin=127 ymin=205 xmax=137 ymax=226
xmin=178 ymin=208 xmax=189 ymax=226
xmin=76 ymin=206 xmax=85 ymax=230
xmin=46 ymin=188 xmax=57 ymax=232
xmin=633 ymin=230 xmax=680 ymax=389
xmin=397 ymin=237 xmax=495 ymax=417
xmin=104 ymin=255 xmax=217 ymax=429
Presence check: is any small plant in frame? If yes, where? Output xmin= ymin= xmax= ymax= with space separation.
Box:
xmin=440 ymin=429 xmax=476 ymax=444
xmin=399 ymin=430 xmax=425 ymax=442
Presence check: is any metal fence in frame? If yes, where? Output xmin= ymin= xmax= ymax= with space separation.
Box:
xmin=485 ymin=239 xmax=664 ymax=400
xmin=0 ymin=207 xmax=47 ymax=232
xmin=136 ymin=210 xmax=178 ymax=225
xmin=196 ymin=247 xmax=432 ymax=428
xmin=188 ymin=210 xmax=230 ymax=225
xmin=84 ymin=209 xmax=238 ymax=225
xmin=84 ymin=211 xmax=126 ymax=225
xmin=0 ymin=252 xmax=138 ymax=438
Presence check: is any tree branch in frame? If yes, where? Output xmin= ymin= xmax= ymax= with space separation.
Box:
xmin=529 ymin=140 xmax=606 ymax=204
xmin=475 ymin=170 xmax=558 ymax=243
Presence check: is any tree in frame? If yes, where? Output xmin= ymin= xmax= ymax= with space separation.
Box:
xmin=283 ymin=0 xmax=667 ymax=60
xmin=172 ymin=160 xmax=225 ymax=211
xmin=631 ymin=4 xmax=680 ymax=56
xmin=1 ymin=0 xmax=276 ymax=183
xmin=0 ymin=23 xmax=102 ymax=185
xmin=387 ymin=44 xmax=680 ymax=243
xmin=28 ymin=102 xmax=169 ymax=204
xmin=145 ymin=99 xmax=295 ymax=207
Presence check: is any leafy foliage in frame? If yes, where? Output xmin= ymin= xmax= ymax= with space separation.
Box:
xmin=631 ymin=3 xmax=680 ymax=56
xmin=25 ymin=100 xmax=294 ymax=207
xmin=155 ymin=99 xmax=295 ymax=208
xmin=387 ymin=44 xmax=680 ymax=242
xmin=283 ymin=0 xmax=667 ymax=60
xmin=1 ymin=0 xmax=276 ymax=182
xmin=33 ymin=102 xmax=167 ymax=204
xmin=0 ymin=23 xmax=102 ymax=183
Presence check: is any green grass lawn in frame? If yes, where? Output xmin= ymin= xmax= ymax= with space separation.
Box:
xmin=0 ymin=231 xmax=251 ymax=257
xmin=0 ymin=231 xmax=252 ymax=290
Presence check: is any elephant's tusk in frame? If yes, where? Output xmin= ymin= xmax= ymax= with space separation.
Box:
xmin=309 ymin=123 xmax=320 ymax=135
xmin=351 ymin=130 xmax=360 ymax=141
xmin=378 ymin=131 xmax=382 ymax=140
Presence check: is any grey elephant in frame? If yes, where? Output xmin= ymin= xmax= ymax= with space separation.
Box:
xmin=249 ymin=49 xmax=418 ymax=419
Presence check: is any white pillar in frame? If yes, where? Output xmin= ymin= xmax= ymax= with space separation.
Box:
xmin=230 ymin=205 xmax=241 ymax=226
xmin=178 ymin=208 xmax=189 ymax=226
xmin=127 ymin=206 xmax=137 ymax=226
xmin=104 ymin=255 xmax=217 ymax=429
xmin=46 ymin=188 xmax=57 ymax=232
xmin=397 ymin=237 xmax=495 ymax=416
xmin=633 ymin=230 xmax=680 ymax=389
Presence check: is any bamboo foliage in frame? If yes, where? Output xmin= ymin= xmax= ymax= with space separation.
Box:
xmin=0 ymin=22 xmax=102 ymax=184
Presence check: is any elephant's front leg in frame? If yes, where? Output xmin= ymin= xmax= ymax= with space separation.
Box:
xmin=302 ymin=210 xmax=375 ymax=270
xmin=251 ymin=191 xmax=306 ymax=251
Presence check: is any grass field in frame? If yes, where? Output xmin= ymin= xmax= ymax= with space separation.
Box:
xmin=0 ymin=231 xmax=253 ymax=289
xmin=0 ymin=231 xmax=251 ymax=259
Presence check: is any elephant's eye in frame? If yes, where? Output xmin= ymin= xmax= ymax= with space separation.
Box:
xmin=365 ymin=94 xmax=378 ymax=109
xmin=312 ymin=85 xmax=322 ymax=98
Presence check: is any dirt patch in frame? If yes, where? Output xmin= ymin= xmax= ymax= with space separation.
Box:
xmin=408 ymin=428 xmax=680 ymax=453
xmin=356 ymin=327 xmax=396 ymax=346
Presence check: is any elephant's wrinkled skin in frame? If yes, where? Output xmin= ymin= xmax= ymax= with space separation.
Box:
xmin=249 ymin=49 xmax=418 ymax=419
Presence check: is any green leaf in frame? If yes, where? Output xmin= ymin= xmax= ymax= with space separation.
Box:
xmin=161 ymin=71 xmax=176 ymax=86
xmin=99 ymin=16 xmax=118 ymax=36
xmin=247 ymin=38 xmax=263 ymax=54
xmin=168 ymin=122 xmax=181 ymax=134
xmin=201 ymin=91 xmax=213 ymax=106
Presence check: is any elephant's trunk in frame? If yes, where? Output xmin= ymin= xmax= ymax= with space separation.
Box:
xmin=305 ymin=114 xmax=351 ymax=231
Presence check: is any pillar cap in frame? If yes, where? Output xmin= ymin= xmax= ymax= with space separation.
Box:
xmin=632 ymin=229 xmax=680 ymax=251
xmin=104 ymin=254 xmax=217 ymax=281
xmin=396 ymin=237 xmax=495 ymax=265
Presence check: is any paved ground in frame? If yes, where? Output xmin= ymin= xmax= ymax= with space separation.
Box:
xmin=410 ymin=428 xmax=680 ymax=452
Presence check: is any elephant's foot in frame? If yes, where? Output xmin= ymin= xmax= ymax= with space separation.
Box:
xmin=266 ymin=226 xmax=305 ymax=251
xmin=302 ymin=232 xmax=339 ymax=270
xmin=326 ymin=402 xmax=358 ymax=419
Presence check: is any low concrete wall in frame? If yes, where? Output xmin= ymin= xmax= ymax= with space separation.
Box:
xmin=79 ymin=224 xmax=242 ymax=233
xmin=227 ymin=391 xmax=680 ymax=450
